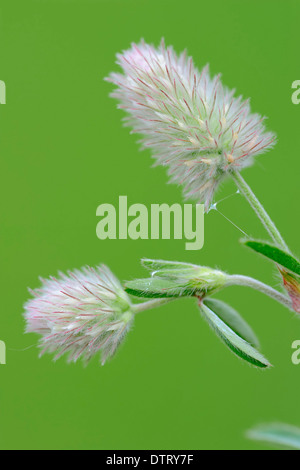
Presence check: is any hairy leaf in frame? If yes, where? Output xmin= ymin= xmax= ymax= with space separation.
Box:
xmin=242 ymin=239 xmax=300 ymax=275
xmin=125 ymin=277 xmax=196 ymax=298
xmin=141 ymin=258 xmax=199 ymax=279
xmin=199 ymin=303 xmax=271 ymax=369
xmin=204 ymin=298 xmax=259 ymax=348
xmin=247 ymin=423 xmax=300 ymax=449
xmin=142 ymin=258 xmax=198 ymax=272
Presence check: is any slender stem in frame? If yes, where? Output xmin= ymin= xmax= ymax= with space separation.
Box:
xmin=226 ymin=274 xmax=293 ymax=310
xmin=132 ymin=298 xmax=174 ymax=314
xmin=230 ymin=170 xmax=289 ymax=252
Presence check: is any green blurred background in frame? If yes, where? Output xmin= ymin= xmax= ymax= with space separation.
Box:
xmin=0 ymin=0 xmax=299 ymax=450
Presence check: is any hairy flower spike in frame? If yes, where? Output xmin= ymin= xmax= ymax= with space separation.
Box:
xmin=108 ymin=39 xmax=276 ymax=210
xmin=24 ymin=265 xmax=134 ymax=365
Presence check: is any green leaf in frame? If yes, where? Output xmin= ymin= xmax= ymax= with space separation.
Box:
xmin=125 ymin=277 xmax=196 ymax=298
xmin=242 ymin=239 xmax=300 ymax=275
xmin=128 ymin=260 xmax=228 ymax=299
xmin=142 ymin=258 xmax=198 ymax=272
xmin=142 ymin=258 xmax=199 ymax=279
xmin=247 ymin=423 xmax=300 ymax=449
xmin=199 ymin=303 xmax=271 ymax=369
xmin=140 ymin=258 xmax=228 ymax=297
xmin=203 ymin=298 xmax=260 ymax=348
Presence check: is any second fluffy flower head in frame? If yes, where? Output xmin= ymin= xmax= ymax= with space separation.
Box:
xmin=108 ymin=39 xmax=275 ymax=210
xmin=24 ymin=265 xmax=134 ymax=365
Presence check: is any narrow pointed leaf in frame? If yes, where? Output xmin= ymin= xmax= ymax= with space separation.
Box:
xmin=242 ymin=239 xmax=300 ymax=275
xmin=142 ymin=259 xmax=200 ymax=279
xmin=247 ymin=423 xmax=300 ymax=449
xmin=199 ymin=303 xmax=271 ymax=369
xmin=204 ymin=298 xmax=260 ymax=348
xmin=125 ymin=278 xmax=195 ymax=298
xmin=142 ymin=258 xmax=198 ymax=272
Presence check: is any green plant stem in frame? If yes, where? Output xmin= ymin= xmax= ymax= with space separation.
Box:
xmin=226 ymin=274 xmax=293 ymax=310
xmin=132 ymin=298 xmax=173 ymax=314
xmin=230 ymin=170 xmax=289 ymax=252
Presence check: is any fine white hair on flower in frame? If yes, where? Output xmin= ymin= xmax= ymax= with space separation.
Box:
xmin=107 ymin=39 xmax=276 ymax=211
xmin=24 ymin=265 xmax=134 ymax=365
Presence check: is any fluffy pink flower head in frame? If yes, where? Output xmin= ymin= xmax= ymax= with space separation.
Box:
xmin=107 ymin=39 xmax=276 ymax=210
xmin=24 ymin=265 xmax=134 ymax=365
